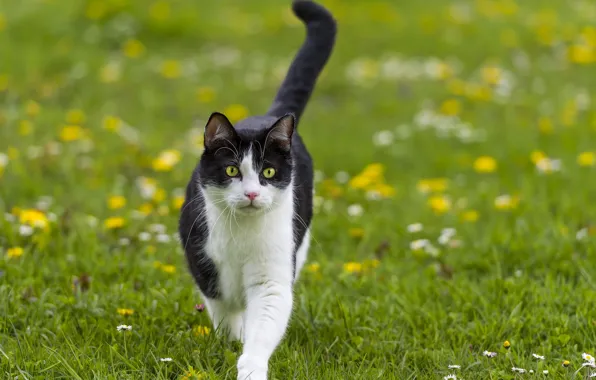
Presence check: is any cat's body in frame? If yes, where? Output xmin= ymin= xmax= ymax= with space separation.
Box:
xmin=179 ymin=2 xmax=336 ymax=379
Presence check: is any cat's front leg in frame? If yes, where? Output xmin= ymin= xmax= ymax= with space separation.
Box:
xmin=237 ymin=273 xmax=293 ymax=380
xmin=203 ymin=299 xmax=244 ymax=342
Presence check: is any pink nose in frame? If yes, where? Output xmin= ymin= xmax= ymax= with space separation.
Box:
xmin=245 ymin=192 xmax=259 ymax=201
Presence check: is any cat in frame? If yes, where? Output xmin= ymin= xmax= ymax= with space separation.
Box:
xmin=178 ymin=1 xmax=336 ymax=379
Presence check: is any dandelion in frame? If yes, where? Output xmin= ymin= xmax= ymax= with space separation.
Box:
xmin=117 ymin=308 xmax=134 ymax=316
xmin=59 ymin=125 xmax=84 ymax=142
xmin=578 ymin=152 xmax=595 ymax=167
xmin=152 ymin=149 xmax=181 ymax=172
xmin=533 ymin=353 xmax=545 ymax=360
xmin=306 ymin=263 xmax=320 ymax=273
xmin=107 ymin=195 xmax=126 ymax=210
xmin=407 ymin=223 xmax=423 ymax=233
xmin=223 ymin=104 xmax=249 ymax=123
xmin=104 ymin=217 xmax=125 ymax=229
xmin=482 ymin=350 xmax=497 ymax=358
xmin=122 ymin=39 xmax=145 ymax=58
xmin=160 ymin=264 xmax=176 ymax=274
xmin=197 ymin=86 xmax=216 ymax=103
xmin=343 ymin=262 xmax=363 ymax=274
xmin=103 ymin=115 xmax=122 ymax=131
xmin=440 ymin=99 xmax=461 ymax=116
xmin=347 ymin=204 xmax=364 ymax=218
xmin=160 ymin=60 xmax=181 ymax=79
xmin=6 ymin=247 xmax=24 ymax=259
xmin=460 ymin=210 xmax=479 ymax=222
xmin=473 ymin=156 xmax=497 ymax=173
xmin=562 ymin=360 xmax=570 ymax=367
xmin=503 ymin=340 xmax=511 ymax=349
xmin=428 ymin=195 xmax=451 ymax=214
xmin=193 ymin=325 xmax=211 ymax=336
xmin=19 ymin=209 xmax=49 ymax=229
xmin=416 ymin=178 xmax=448 ymax=194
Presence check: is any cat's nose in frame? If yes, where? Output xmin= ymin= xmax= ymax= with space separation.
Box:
xmin=244 ymin=192 xmax=259 ymax=201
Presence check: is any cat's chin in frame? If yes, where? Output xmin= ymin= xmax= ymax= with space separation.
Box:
xmin=235 ymin=204 xmax=267 ymax=216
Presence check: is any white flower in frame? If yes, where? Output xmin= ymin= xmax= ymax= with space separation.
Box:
xmin=543 ymin=370 xmax=549 ymax=374
xmin=347 ymin=204 xmax=364 ymax=218
xmin=533 ymin=353 xmax=545 ymax=360
xmin=119 ymin=238 xmax=130 ymax=246
xmin=482 ymin=350 xmax=497 ymax=358
xmin=410 ymin=239 xmax=429 ymax=251
xmin=0 ymin=153 xmax=8 ymax=167
xmin=576 ymin=228 xmax=588 ymax=241
xmin=448 ymin=364 xmax=461 ymax=369
xmin=407 ymin=223 xmax=423 ymax=233
xmin=149 ymin=223 xmax=167 ymax=234
xmin=19 ymin=225 xmax=34 ymax=237
xmin=138 ymin=232 xmax=151 ymax=242
xmin=27 ymin=145 xmax=43 ymax=159
xmin=373 ymin=130 xmax=394 ymax=147
xmin=313 ymin=170 xmax=325 ymax=183
xmin=438 ymin=228 xmax=456 ymax=245
xmin=117 ymin=325 xmax=132 ymax=332
xmin=156 ymin=233 xmax=171 ymax=243
xmin=334 ymin=171 xmax=350 ymax=184
xmin=443 ymin=375 xmax=457 ymax=380
xmin=4 ymin=213 xmax=15 ymax=222
xmin=86 ymin=215 xmax=98 ymax=227
xmin=512 ymin=367 xmax=526 ymax=373
xmin=590 ymin=373 xmax=596 ymax=378
xmin=36 ymin=196 xmax=54 ymax=211
xmin=536 ymin=157 xmax=561 ymax=173
xmin=160 ymin=357 xmax=173 ymax=362
xmin=584 ymin=353 xmax=595 ymax=364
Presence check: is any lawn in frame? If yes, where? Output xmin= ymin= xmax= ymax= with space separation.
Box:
xmin=1 ymin=0 xmax=596 ymax=378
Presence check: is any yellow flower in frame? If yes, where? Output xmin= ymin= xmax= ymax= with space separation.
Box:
xmin=349 ymin=175 xmax=372 ymax=190
xmin=108 ymin=195 xmax=127 ymax=210
xmin=223 ymin=104 xmax=249 ymax=123
xmin=19 ymin=209 xmax=49 ymax=229
xmin=503 ymin=340 xmax=511 ymax=349
xmin=481 ymin=66 xmax=502 ymax=85
xmin=60 ymin=125 xmax=84 ymax=142
xmin=568 ymin=44 xmax=596 ymax=64
xmin=66 ymin=109 xmax=86 ymax=124
xmin=538 ymin=117 xmax=553 ymax=134
xmin=152 ymin=149 xmax=181 ymax=172
xmin=578 ymin=152 xmax=595 ymax=167
xmin=416 ymin=178 xmax=448 ymax=194
xmin=161 ymin=60 xmax=181 ymax=79
xmin=473 ymin=156 xmax=497 ymax=173
xmin=7 ymin=247 xmax=24 ymax=259
xmin=152 ymin=188 xmax=167 ymax=203
xmin=428 ymin=195 xmax=451 ymax=214
xmin=139 ymin=203 xmax=154 ymax=215
xmin=460 ymin=210 xmax=479 ymax=222
xmin=562 ymin=360 xmax=570 ymax=367
xmin=103 ymin=115 xmax=122 ymax=131
xmin=25 ymin=100 xmax=41 ymax=117
xmin=180 ymin=367 xmax=207 ymax=380
xmin=117 ymin=308 xmax=134 ymax=316
xmin=343 ymin=262 xmax=362 ymax=274
xmin=530 ymin=150 xmax=547 ymax=164
xmin=150 ymin=1 xmax=171 ymax=21
xmin=193 ymin=325 xmax=211 ymax=337
xmin=349 ymin=228 xmax=365 ymax=238
xmin=494 ymin=194 xmax=519 ymax=210
xmin=375 ymin=183 xmax=396 ymax=198
xmin=197 ymin=86 xmax=216 ymax=103
xmin=172 ymin=195 xmax=185 ymax=210
xmin=104 ymin=217 xmax=125 ymax=229
xmin=19 ymin=120 xmax=33 ymax=136
xmin=85 ymin=1 xmax=107 ymax=20
xmin=440 ymin=98 xmax=461 ymax=116
xmin=160 ymin=264 xmax=176 ymax=274
xmin=122 ymin=39 xmax=145 ymax=58
xmin=306 ymin=263 xmax=320 ymax=273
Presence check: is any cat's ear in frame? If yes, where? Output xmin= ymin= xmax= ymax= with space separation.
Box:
xmin=204 ymin=112 xmax=237 ymax=151
xmin=266 ymin=114 xmax=295 ymax=152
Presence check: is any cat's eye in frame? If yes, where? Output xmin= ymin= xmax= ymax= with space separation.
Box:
xmin=262 ymin=167 xmax=276 ymax=179
xmin=225 ymin=166 xmax=239 ymax=177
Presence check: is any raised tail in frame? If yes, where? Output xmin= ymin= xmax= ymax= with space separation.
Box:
xmin=266 ymin=0 xmax=337 ymax=124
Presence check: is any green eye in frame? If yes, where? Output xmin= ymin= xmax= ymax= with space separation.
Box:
xmin=263 ymin=167 xmax=276 ymax=179
xmin=225 ymin=166 xmax=239 ymax=177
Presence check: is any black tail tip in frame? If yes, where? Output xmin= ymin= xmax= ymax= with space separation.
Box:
xmin=292 ymin=0 xmax=336 ymax=25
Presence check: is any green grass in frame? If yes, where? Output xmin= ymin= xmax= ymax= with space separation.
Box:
xmin=2 ymin=0 xmax=596 ymax=378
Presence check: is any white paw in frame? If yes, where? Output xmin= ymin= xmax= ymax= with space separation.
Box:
xmin=237 ymin=354 xmax=267 ymax=380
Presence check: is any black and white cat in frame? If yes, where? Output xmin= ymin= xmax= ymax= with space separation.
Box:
xmin=178 ymin=1 xmax=336 ymax=379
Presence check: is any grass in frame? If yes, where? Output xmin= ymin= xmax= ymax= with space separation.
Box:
xmin=1 ymin=0 xmax=596 ymax=378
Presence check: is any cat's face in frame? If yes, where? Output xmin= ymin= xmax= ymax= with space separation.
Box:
xmin=198 ymin=113 xmax=294 ymax=215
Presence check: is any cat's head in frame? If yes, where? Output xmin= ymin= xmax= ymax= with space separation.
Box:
xmin=197 ymin=112 xmax=295 ymax=215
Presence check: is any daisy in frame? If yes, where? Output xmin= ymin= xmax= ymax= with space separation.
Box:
xmin=512 ymin=367 xmax=526 ymax=373
xmin=448 ymin=365 xmax=461 ymax=369
xmin=406 ymin=223 xmax=423 ymax=233
xmin=533 ymin=353 xmax=545 ymax=360
xmin=117 ymin=325 xmax=132 ymax=332
xmin=160 ymin=358 xmax=173 ymax=362
xmin=482 ymin=350 xmax=497 ymax=358
xmin=443 ymin=375 xmax=457 ymax=380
